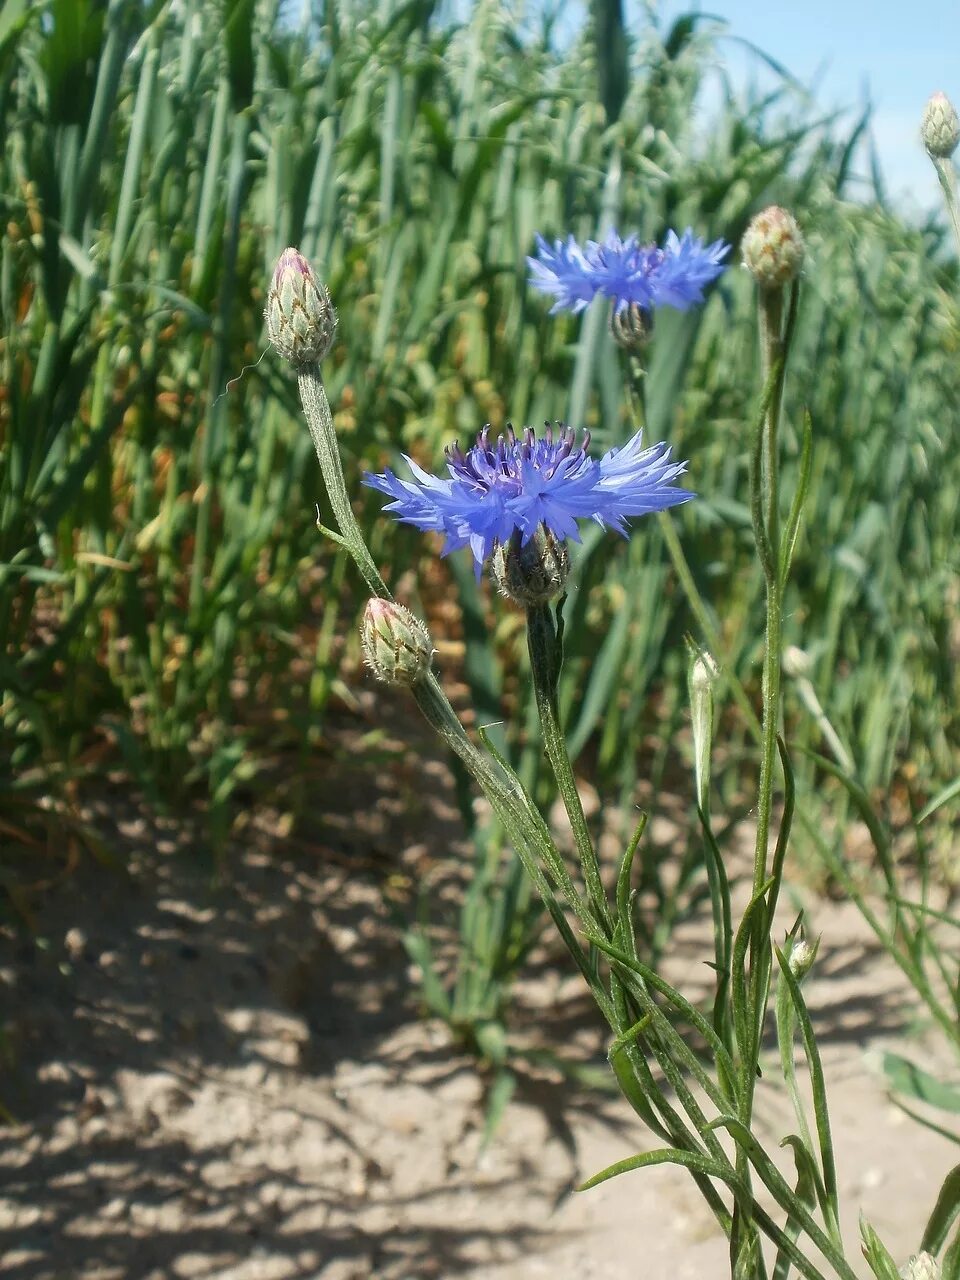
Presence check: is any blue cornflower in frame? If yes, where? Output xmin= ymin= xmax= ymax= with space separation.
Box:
xmin=363 ymin=423 xmax=694 ymax=576
xmin=528 ymin=226 xmax=730 ymax=315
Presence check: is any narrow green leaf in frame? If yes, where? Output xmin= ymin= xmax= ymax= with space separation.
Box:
xmin=402 ymin=929 xmax=451 ymax=1019
xmin=859 ymin=1216 xmax=901 ymax=1280
xmin=731 ymin=874 xmax=776 ymax=1064
xmin=944 ymin=1223 xmax=960 ymax=1280
xmin=579 ymin=1146 xmax=742 ymax=1195
xmin=799 ymin=748 xmax=896 ymax=894
xmin=921 ymin=1163 xmax=960 ymax=1254
xmin=774 ymin=946 xmax=840 ymax=1235
xmin=773 ymin=1135 xmax=823 ymax=1280
xmin=884 ymin=1054 xmax=960 ymax=1115
xmin=223 ymin=0 xmax=255 ymax=110
xmin=916 ymin=776 xmax=960 ymax=825
xmin=480 ymin=1067 xmax=515 ymax=1148
xmin=779 ymin=409 xmax=813 ymax=585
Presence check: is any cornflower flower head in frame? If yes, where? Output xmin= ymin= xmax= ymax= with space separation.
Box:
xmin=363 ymin=423 xmax=694 ymax=577
xmin=528 ymin=226 xmax=730 ymax=316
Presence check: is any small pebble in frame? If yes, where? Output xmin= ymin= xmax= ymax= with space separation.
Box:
xmin=64 ymin=928 xmax=87 ymax=960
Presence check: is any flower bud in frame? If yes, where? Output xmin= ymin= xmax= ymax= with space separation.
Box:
xmin=783 ymin=645 xmax=812 ymax=679
xmin=610 ymin=302 xmax=654 ymax=354
xmin=741 ymin=207 xmax=805 ymax=290
xmin=688 ymin=648 xmax=718 ymax=811
xmin=690 ymin=649 xmax=719 ymax=696
xmin=361 ymin=599 xmax=433 ymax=686
xmin=922 ymin=92 xmax=960 ymax=159
xmin=788 ymin=937 xmax=818 ymax=981
xmin=265 ymin=247 xmax=337 ymax=367
xmin=491 ymin=528 xmax=570 ymax=607
xmin=900 ymin=1252 xmax=940 ymax=1280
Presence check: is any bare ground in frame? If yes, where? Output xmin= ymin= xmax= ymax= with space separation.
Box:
xmin=1 ymin=698 xmax=957 ymax=1279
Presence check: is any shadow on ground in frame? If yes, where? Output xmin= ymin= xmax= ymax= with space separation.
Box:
xmin=0 ymin=700 xmax=616 ymax=1279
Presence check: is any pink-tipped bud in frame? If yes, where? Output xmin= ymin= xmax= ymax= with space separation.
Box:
xmin=265 ymin=247 xmax=337 ymax=367
xmin=361 ymin=599 xmax=433 ymax=686
xmin=741 ymin=207 xmax=805 ymax=290
xmin=922 ymin=91 xmax=960 ymax=159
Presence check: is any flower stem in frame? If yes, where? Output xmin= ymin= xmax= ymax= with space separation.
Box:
xmin=932 ymin=153 xmax=960 ymax=257
xmin=758 ymin=289 xmax=785 ymax=557
xmin=298 ymin=366 xmax=391 ymax=601
xmin=749 ymin=284 xmax=799 ymax=950
xmin=526 ymin=602 xmax=612 ymax=934
xmin=729 ymin=282 xmax=798 ymax=1278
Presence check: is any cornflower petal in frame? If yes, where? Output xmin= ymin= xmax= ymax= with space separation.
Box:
xmin=584 ymin=232 xmax=661 ymax=312
xmin=652 ymin=228 xmax=731 ymax=309
xmin=596 ymin=434 xmax=695 ymax=521
xmin=526 ymin=234 xmax=596 ymax=314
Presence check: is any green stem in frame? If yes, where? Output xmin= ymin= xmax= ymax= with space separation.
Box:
xmin=624 ymin=351 xmax=646 ymax=423
xmin=297 ymin=366 xmax=392 ymax=600
xmin=526 ymin=602 xmax=612 ymax=933
xmin=732 ymin=281 xmax=797 ymax=1279
xmin=759 ymin=289 xmax=784 ymax=558
xmin=932 ymin=153 xmax=960 ymax=257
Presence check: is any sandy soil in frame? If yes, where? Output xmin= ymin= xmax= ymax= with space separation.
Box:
xmin=1 ymin=699 xmax=957 ymax=1280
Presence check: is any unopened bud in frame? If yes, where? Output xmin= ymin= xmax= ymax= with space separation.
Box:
xmin=491 ymin=528 xmax=570 ymax=607
xmin=788 ymin=938 xmax=818 ymax=981
xmin=688 ymin=648 xmax=718 ymax=811
xmin=265 ymin=247 xmax=337 ymax=367
xmin=900 ymin=1252 xmax=940 ymax=1280
xmin=610 ymin=302 xmax=654 ymax=354
xmin=783 ymin=645 xmax=812 ymax=679
xmin=361 ymin=599 xmax=433 ymax=686
xmin=741 ymin=207 xmax=805 ymax=290
xmin=690 ymin=650 xmax=719 ymax=695
xmin=922 ymin=92 xmax=960 ymax=159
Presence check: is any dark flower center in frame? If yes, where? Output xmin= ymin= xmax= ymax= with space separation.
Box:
xmin=444 ymin=423 xmax=592 ymax=494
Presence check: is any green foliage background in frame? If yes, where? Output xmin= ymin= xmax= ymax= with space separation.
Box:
xmin=1 ymin=0 xmax=957 ymax=849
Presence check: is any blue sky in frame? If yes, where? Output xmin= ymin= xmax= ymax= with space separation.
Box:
xmin=656 ymin=0 xmax=960 ymax=212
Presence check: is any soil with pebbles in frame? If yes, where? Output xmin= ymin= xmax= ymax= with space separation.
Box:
xmin=0 ymin=695 xmax=956 ymax=1280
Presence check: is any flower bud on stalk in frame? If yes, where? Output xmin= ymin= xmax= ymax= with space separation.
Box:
xmin=491 ymin=527 xmax=570 ymax=607
xmin=922 ymin=92 xmax=960 ymax=159
xmin=688 ymin=649 xmax=718 ymax=813
xmin=741 ymin=207 xmax=805 ymax=291
xmin=900 ymin=1252 xmax=941 ymax=1280
xmin=787 ymin=937 xmax=818 ymax=981
xmin=361 ymin=599 xmax=433 ymax=686
xmin=265 ymin=247 xmax=337 ymax=367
